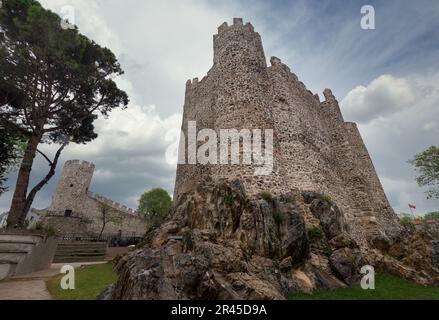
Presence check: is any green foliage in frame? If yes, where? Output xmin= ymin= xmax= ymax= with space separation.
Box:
xmin=32 ymin=221 xmax=58 ymax=237
xmin=424 ymin=211 xmax=439 ymax=222
xmin=47 ymin=263 xmax=117 ymax=300
xmin=0 ymin=127 xmax=27 ymax=194
xmin=308 ymin=226 xmax=324 ymax=239
xmin=0 ymin=0 xmax=128 ymax=142
xmin=409 ymin=146 xmax=439 ymax=199
xmin=0 ymin=0 xmax=128 ymax=225
xmin=400 ymin=215 xmax=414 ymax=224
xmin=98 ymin=203 xmax=121 ymax=239
xmin=320 ymin=194 xmax=334 ymax=206
xmin=288 ymin=274 xmax=439 ymax=300
xmin=273 ymin=211 xmax=286 ymax=226
xmin=261 ymin=191 xmax=274 ymax=203
xmin=225 ymin=193 xmax=233 ymax=207
xmin=323 ymin=245 xmax=333 ymax=257
xmin=138 ymin=188 xmax=172 ymax=227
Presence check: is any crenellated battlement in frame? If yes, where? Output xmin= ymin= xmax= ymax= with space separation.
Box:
xmin=87 ymin=191 xmax=139 ymax=216
xmin=269 ymin=56 xmax=318 ymax=101
xmin=175 ymin=19 xmax=400 ymax=247
xmin=215 ymin=18 xmax=254 ymax=36
xmin=65 ymin=159 xmax=95 ymax=169
xmin=47 ymin=160 xmax=147 ymax=236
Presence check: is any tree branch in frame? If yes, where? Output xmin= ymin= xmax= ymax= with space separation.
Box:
xmin=23 ymin=141 xmax=68 ymax=215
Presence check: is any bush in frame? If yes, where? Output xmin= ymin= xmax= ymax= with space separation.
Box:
xmin=323 ymin=245 xmax=333 ymax=257
xmin=32 ymin=221 xmax=58 ymax=237
xmin=400 ymin=216 xmax=414 ymax=224
xmin=320 ymin=194 xmax=333 ymax=206
xmin=424 ymin=212 xmax=439 ymax=222
xmin=225 ymin=193 xmax=233 ymax=207
xmin=308 ymin=226 xmax=324 ymax=239
xmin=273 ymin=211 xmax=285 ymax=226
xmin=261 ymin=191 xmax=274 ymax=203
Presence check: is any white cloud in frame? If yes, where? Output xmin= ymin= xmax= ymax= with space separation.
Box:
xmin=345 ymin=71 xmax=439 ymax=215
xmin=341 ymin=75 xmax=416 ymax=123
xmin=423 ymin=121 xmax=437 ymax=131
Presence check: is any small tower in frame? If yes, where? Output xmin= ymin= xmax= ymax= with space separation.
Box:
xmin=49 ymin=160 xmax=95 ymax=216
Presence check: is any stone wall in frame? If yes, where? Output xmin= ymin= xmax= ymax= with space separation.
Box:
xmin=43 ymin=160 xmax=147 ymax=237
xmin=174 ymin=18 xmax=402 ymax=247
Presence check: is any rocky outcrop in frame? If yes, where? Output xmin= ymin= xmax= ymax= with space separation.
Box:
xmin=101 ymin=178 xmax=374 ymax=300
xmin=369 ymin=221 xmax=439 ymax=285
xmin=100 ymin=179 xmax=438 ymax=300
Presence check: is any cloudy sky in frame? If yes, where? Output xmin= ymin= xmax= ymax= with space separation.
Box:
xmin=1 ymin=0 xmax=439 ymax=215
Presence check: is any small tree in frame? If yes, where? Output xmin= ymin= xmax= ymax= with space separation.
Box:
xmin=424 ymin=212 xmax=439 ymax=222
xmin=98 ymin=203 xmax=121 ymax=240
xmin=409 ymin=146 xmax=439 ymax=200
xmin=1 ymin=0 xmax=129 ymax=227
xmin=138 ymin=188 xmax=172 ymax=227
xmin=0 ymin=126 xmax=26 ymax=195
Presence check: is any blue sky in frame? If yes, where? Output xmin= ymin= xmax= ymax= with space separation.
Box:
xmin=1 ymin=0 xmax=439 ymax=216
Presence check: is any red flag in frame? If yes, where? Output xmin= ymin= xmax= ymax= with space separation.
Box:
xmin=408 ymin=204 xmax=416 ymax=209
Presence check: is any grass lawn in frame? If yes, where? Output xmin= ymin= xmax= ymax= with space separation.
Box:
xmin=288 ymin=274 xmax=439 ymax=300
xmin=46 ymin=263 xmax=117 ymax=300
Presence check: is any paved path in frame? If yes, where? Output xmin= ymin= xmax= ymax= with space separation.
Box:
xmin=0 ymin=262 xmax=107 ymax=300
xmin=0 ymin=279 xmax=51 ymax=300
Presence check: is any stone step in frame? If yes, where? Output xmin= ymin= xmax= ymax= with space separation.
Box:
xmin=0 ymin=240 xmax=37 ymax=253
xmin=0 ymin=250 xmax=28 ymax=264
xmin=57 ymin=244 xmax=107 ymax=249
xmin=0 ymin=234 xmax=44 ymax=244
xmin=0 ymin=260 xmax=18 ymax=281
xmin=53 ymin=256 xmax=106 ymax=263
xmin=54 ymin=250 xmax=106 ymax=255
xmin=53 ymin=242 xmax=107 ymax=263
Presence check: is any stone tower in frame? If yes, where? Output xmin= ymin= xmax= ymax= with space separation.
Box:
xmin=45 ymin=160 xmax=148 ymax=236
xmin=174 ymin=19 xmax=402 ymax=245
xmin=49 ymin=160 xmax=95 ymax=215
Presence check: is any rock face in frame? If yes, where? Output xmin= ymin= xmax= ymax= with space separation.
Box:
xmin=101 ymin=178 xmax=373 ymax=300
xmin=369 ymin=222 xmax=439 ymax=285
xmin=100 ymin=178 xmax=439 ymax=300
xmin=174 ymin=18 xmax=403 ymax=250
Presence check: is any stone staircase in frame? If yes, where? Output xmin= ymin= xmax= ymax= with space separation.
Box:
xmin=0 ymin=233 xmax=58 ymax=281
xmin=53 ymin=242 xmax=107 ymax=263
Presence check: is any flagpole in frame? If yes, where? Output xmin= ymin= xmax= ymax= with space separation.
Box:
xmin=408 ymin=205 xmax=415 ymax=218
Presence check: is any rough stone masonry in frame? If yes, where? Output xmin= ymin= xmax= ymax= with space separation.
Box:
xmin=174 ymin=18 xmax=402 ymax=248
xmin=100 ymin=19 xmax=438 ymax=300
xmin=41 ymin=160 xmax=147 ymax=237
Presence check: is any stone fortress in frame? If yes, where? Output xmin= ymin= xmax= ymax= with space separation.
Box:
xmin=102 ymin=19 xmax=438 ymax=300
xmin=41 ymin=160 xmax=147 ymax=237
xmin=174 ymin=18 xmax=401 ymax=246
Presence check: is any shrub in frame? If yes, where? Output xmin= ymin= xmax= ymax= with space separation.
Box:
xmin=261 ymin=191 xmax=274 ymax=203
xmin=32 ymin=222 xmax=58 ymax=237
xmin=225 ymin=193 xmax=233 ymax=207
xmin=323 ymin=245 xmax=333 ymax=257
xmin=400 ymin=216 xmax=414 ymax=224
xmin=424 ymin=212 xmax=439 ymax=222
xmin=308 ymin=227 xmax=324 ymax=239
xmin=273 ymin=211 xmax=286 ymax=226
xmin=320 ymin=194 xmax=333 ymax=206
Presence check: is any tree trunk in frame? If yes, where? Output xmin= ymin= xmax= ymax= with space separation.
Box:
xmin=98 ymin=221 xmax=106 ymax=240
xmin=22 ymin=142 xmax=66 ymax=216
xmin=7 ymin=131 xmax=42 ymax=227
